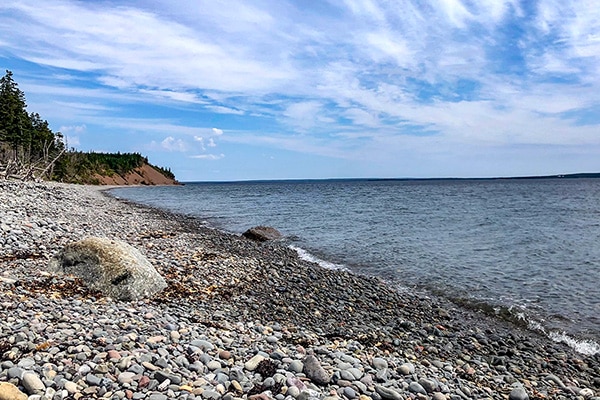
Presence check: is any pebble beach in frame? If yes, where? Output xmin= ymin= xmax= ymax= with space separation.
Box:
xmin=1 ymin=180 xmax=599 ymax=400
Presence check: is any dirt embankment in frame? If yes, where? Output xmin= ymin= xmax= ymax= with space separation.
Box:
xmin=92 ymin=163 xmax=179 ymax=186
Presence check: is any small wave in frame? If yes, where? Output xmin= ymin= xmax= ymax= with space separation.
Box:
xmin=516 ymin=311 xmax=600 ymax=356
xmin=445 ymin=297 xmax=600 ymax=356
xmin=548 ymin=331 xmax=600 ymax=356
xmin=289 ymin=245 xmax=349 ymax=271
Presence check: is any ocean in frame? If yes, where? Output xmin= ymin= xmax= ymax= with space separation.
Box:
xmin=109 ymin=178 xmax=600 ymax=355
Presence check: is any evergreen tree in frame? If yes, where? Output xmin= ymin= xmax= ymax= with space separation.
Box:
xmin=0 ymin=70 xmax=30 ymax=159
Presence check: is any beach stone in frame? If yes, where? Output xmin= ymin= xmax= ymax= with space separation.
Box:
xmin=21 ymin=372 xmax=45 ymax=394
xmin=375 ymin=385 xmax=403 ymax=400
xmin=372 ymin=357 xmax=388 ymax=370
xmin=7 ymin=367 xmax=24 ymax=379
xmin=48 ymin=237 xmax=167 ymax=301
xmin=242 ymin=226 xmax=282 ymax=242
xmin=303 ymin=355 xmax=331 ymax=385
xmin=419 ymin=378 xmax=438 ymax=393
xmin=245 ymin=354 xmax=266 ymax=371
xmin=287 ymin=386 xmax=300 ymax=398
xmin=509 ymin=387 xmax=529 ymax=400
xmin=191 ymin=340 xmax=214 ymax=351
xmin=289 ymin=360 xmax=304 ymax=373
xmin=17 ymin=357 xmax=35 ymax=369
xmin=207 ymin=360 xmax=222 ymax=370
xmin=398 ymin=363 xmax=415 ymax=375
xmin=154 ymin=370 xmax=182 ymax=385
xmin=218 ymin=350 xmax=231 ymax=360
xmin=580 ymin=388 xmax=594 ymax=398
xmin=0 ymin=382 xmax=27 ymax=400
xmin=64 ymin=381 xmax=79 ymax=394
xmin=409 ymin=382 xmax=427 ymax=395
xmin=344 ymin=387 xmax=357 ymax=399
xmin=118 ymin=371 xmax=136 ymax=384
xmin=347 ymin=368 xmax=364 ymax=380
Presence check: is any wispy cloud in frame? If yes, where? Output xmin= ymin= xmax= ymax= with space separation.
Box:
xmin=190 ymin=153 xmax=225 ymax=160
xmin=1 ymin=0 xmax=599 ymax=179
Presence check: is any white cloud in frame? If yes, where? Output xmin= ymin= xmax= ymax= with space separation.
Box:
xmin=2 ymin=0 xmax=600 ymax=178
xmin=207 ymin=105 xmax=244 ymax=115
xmin=190 ymin=153 xmax=225 ymax=160
xmin=59 ymin=124 xmax=87 ymax=134
xmin=0 ymin=1 xmax=296 ymax=97
xmin=345 ymin=108 xmax=379 ymax=127
xmin=434 ymin=0 xmax=473 ymax=28
xmin=159 ymin=136 xmax=187 ymax=152
xmin=139 ymin=89 xmax=205 ymax=103
xmin=365 ymin=31 xmax=414 ymax=67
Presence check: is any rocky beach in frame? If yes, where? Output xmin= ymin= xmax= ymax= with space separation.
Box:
xmin=1 ymin=180 xmax=599 ymax=400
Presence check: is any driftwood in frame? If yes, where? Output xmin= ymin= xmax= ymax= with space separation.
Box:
xmin=0 ymin=148 xmax=65 ymax=181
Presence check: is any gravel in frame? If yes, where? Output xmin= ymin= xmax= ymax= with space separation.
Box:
xmin=1 ymin=179 xmax=599 ymax=400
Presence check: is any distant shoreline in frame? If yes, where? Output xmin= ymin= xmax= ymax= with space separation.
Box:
xmin=182 ymin=172 xmax=600 ymax=185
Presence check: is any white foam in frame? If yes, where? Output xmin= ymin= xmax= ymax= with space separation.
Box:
xmin=289 ymin=245 xmax=349 ymax=271
xmin=513 ymin=309 xmax=600 ymax=356
xmin=548 ymin=331 xmax=600 ymax=356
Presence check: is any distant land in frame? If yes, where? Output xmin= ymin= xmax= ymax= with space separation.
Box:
xmin=191 ymin=172 xmax=600 ymax=184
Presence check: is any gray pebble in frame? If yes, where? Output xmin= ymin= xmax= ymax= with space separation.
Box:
xmin=509 ymin=387 xmax=529 ymax=400
xmin=375 ymin=385 xmax=403 ymax=400
xmin=372 ymin=357 xmax=388 ymax=370
xmin=289 ymin=360 xmax=304 ymax=373
xmin=303 ymin=355 xmax=330 ymax=385
xmin=22 ymin=372 xmax=46 ymax=394
xmin=409 ymin=381 xmax=427 ymax=395
xmin=85 ymin=373 xmax=102 ymax=386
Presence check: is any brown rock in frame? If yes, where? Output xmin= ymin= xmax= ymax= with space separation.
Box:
xmin=0 ymin=383 xmax=27 ymax=400
xmin=242 ymin=226 xmax=282 ymax=242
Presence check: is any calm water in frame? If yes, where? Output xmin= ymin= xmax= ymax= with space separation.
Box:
xmin=110 ymin=178 xmax=600 ymax=354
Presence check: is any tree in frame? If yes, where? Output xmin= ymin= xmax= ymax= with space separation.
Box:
xmin=0 ymin=70 xmax=31 ymax=159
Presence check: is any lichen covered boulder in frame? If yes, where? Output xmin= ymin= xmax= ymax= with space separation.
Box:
xmin=49 ymin=237 xmax=166 ymax=301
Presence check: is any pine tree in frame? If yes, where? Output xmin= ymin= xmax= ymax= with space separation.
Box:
xmin=0 ymin=70 xmax=31 ymax=160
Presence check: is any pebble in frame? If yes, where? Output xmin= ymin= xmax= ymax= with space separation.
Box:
xmin=372 ymin=357 xmax=388 ymax=370
xmin=289 ymin=360 xmax=304 ymax=373
xmin=509 ymin=387 xmax=529 ymax=400
xmin=303 ymin=355 xmax=331 ymax=385
xmin=0 ymin=382 xmax=27 ymax=400
xmin=398 ymin=363 xmax=415 ymax=375
xmin=245 ymin=354 xmax=266 ymax=371
xmin=375 ymin=385 xmax=403 ymax=400
xmin=0 ymin=180 xmax=598 ymax=400
xmin=21 ymin=372 xmax=45 ymax=394
xmin=63 ymin=381 xmax=79 ymax=394
xmin=409 ymin=382 xmax=427 ymax=395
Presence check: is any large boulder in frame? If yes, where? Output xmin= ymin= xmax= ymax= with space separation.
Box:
xmin=48 ymin=237 xmax=166 ymax=301
xmin=242 ymin=226 xmax=282 ymax=242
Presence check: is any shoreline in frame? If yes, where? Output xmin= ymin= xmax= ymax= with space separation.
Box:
xmin=1 ymin=180 xmax=599 ymax=399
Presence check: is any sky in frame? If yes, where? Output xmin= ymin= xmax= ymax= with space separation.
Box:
xmin=1 ymin=0 xmax=599 ymax=181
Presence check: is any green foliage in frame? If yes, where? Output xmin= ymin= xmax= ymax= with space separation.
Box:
xmin=151 ymin=164 xmax=175 ymax=180
xmin=0 ymin=70 xmax=176 ymax=183
xmin=53 ymin=151 xmax=156 ymax=183
xmin=0 ymin=70 xmax=32 ymax=156
xmin=0 ymin=70 xmax=66 ymax=178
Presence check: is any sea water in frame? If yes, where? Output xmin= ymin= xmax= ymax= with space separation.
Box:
xmin=110 ymin=178 xmax=600 ymax=354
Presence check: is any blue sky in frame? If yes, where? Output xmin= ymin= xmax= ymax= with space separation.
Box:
xmin=1 ymin=0 xmax=599 ymax=181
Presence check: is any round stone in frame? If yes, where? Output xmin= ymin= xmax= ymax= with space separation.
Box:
xmin=509 ymin=387 xmax=529 ymax=400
